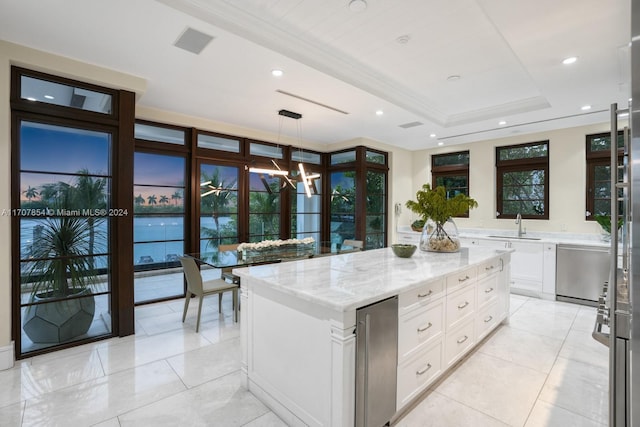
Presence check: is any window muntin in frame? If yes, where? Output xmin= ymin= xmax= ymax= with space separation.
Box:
xmin=585 ymin=131 xmax=624 ymax=220
xmin=496 ymin=141 xmax=549 ymax=219
xmin=134 ymin=123 xmax=185 ymax=145
xmin=20 ymin=75 xmax=113 ymax=114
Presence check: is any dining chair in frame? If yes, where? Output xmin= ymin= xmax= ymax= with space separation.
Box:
xmin=179 ymin=256 xmax=239 ymax=332
xmin=342 ymin=239 xmax=364 ymax=251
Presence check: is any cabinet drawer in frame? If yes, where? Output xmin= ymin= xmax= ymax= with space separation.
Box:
xmin=446 ymin=266 xmax=477 ymax=294
xmin=397 ymin=340 xmax=443 ymax=410
xmin=445 ymin=318 xmax=475 ymax=367
xmin=398 ymin=299 xmax=444 ymax=361
xmin=445 ymin=285 xmax=476 ymax=330
xmin=396 ymin=232 xmax=420 ymax=244
xmin=476 ymin=300 xmax=500 ymax=341
xmin=399 ymin=279 xmax=444 ymax=314
xmin=477 ymin=275 xmax=498 ymax=309
xmin=478 ymin=258 xmax=501 ymax=279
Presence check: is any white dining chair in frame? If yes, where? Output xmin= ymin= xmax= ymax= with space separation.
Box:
xmin=179 ymin=256 xmax=239 ymax=332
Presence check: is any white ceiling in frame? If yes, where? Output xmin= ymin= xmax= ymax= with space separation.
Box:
xmin=0 ymin=0 xmax=631 ymax=150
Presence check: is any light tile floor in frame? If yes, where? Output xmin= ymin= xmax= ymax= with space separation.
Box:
xmin=0 ymin=294 xmax=608 ymax=426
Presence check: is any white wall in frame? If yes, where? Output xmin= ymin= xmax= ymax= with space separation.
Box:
xmin=410 ymin=122 xmax=626 ymax=235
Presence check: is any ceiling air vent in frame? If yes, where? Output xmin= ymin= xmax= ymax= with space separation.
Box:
xmin=398 ymin=121 xmax=424 ymax=129
xmin=174 ymin=27 xmax=214 ymax=55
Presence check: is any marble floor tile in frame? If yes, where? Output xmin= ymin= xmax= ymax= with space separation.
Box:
xmin=97 ymin=328 xmax=213 ymax=375
xmin=117 ymin=371 xmax=269 ymax=427
xmin=24 ymin=349 xmax=105 ymax=395
xmin=509 ymin=295 xmax=530 ymax=314
xmin=508 ymin=306 xmax=576 ymax=340
xmin=519 ymin=298 xmax=581 ymax=317
xmin=538 ymin=357 xmax=609 ymax=425
xmin=166 ymin=337 xmax=241 ymax=388
xmin=558 ymin=329 xmax=609 ymax=369
xmin=436 ymin=352 xmax=548 ymax=426
xmin=242 ymin=411 xmax=288 ymax=427
xmin=524 ymin=400 xmax=607 ymax=427
xmin=571 ymin=306 xmax=598 ymax=333
xmin=0 ymin=401 xmax=25 ymax=427
xmin=478 ymin=325 xmax=564 ymax=373
xmin=21 ymin=360 xmax=186 ymax=427
xmin=395 ymin=391 xmax=510 ymax=427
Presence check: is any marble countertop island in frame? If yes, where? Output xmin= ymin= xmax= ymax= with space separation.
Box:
xmin=233 ymin=245 xmax=509 ymax=312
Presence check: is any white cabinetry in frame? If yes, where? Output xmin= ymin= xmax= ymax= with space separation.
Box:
xmin=463 ymin=237 xmax=555 ymax=298
xmin=396 ymin=253 xmax=510 ymax=411
xmin=396 ymin=231 xmax=421 ymax=245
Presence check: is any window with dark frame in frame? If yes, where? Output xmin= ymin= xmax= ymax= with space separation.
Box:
xmin=496 ymin=141 xmax=549 ymax=219
xmin=585 ymin=131 xmax=624 ymax=221
xmin=431 ymin=151 xmax=470 ymax=218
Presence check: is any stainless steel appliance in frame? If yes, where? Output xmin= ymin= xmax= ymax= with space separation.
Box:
xmin=557 ymin=244 xmax=610 ymax=306
xmin=355 ymin=296 xmax=398 ymax=427
xmin=592 ymin=102 xmax=631 ymax=426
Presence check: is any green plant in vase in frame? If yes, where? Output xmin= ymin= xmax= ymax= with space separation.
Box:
xmin=406 ymin=184 xmax=478 ymax=252
xmin=594 ymin=214 xmax=623 ymax=241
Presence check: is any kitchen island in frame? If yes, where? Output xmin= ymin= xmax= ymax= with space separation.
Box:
xmin=234 ymin=246 xmax=511 ymax=427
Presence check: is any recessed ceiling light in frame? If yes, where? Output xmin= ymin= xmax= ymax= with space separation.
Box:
xmin=349 ymin=0 xmax=367 ymax=12
xmin=26 ymin=97 xmax=36 ymax=101
xmin=438 ymin=142 xmax=444 ymax=146
xmin=447 ymin=75 xmax=461 ymax=82
xmin=429 ymin=133 xmax=437 ymax=138
xmin=581 ymin=105 xmax=592 ymax=111
xmin=375 ymin=110 xmax=384 ymax=116
xmin=271 ymin=69 xmax=283 ymax=77
xmin=562 ymin=56 xmax=578 ymax=65
xmin=44 ymin=95 xmax=54 ymax=100
xmin=498 ymin=120 xmax=507 ymax=126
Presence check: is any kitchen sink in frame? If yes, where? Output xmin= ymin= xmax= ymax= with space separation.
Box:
xmin=487 ymin=235 xmax=541 ymax=240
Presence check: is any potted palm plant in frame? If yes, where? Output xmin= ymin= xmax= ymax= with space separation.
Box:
xmin=406 ymin=184 xmax=478 ymax=252
xmin=22 ymin=174 xmax=106 ymax=344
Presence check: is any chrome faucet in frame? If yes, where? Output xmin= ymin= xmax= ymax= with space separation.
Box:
xmin=515 ymin=213 xmax=525 ymax=237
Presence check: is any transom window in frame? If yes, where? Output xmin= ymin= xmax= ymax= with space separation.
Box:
xmin=496 ymin=141 xmax=549 ymax=219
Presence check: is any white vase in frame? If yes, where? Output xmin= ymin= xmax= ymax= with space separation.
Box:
xmin=419 ymin=217 xmax=460 ymax=252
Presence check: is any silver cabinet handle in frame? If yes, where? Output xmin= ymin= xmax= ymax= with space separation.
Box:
xmin=458 ymin=275 xmax=470 ymax=282
xmin=484 ymin=287 xmax=494 ymax=293
xmin=417 ymin=322 xmax=432 ymax=333
xmin=417 ymin=289 xmax=433 ymax=298
xmin=484 ymin=315 xmax=493 ymax=323
xmin=416 ymin=363 xmax=432 ymax=375
xmin=457 ymin=301 xmax=469 ymax=309
xmin=485 ymin=265 xmax=495 ymax=271
xmin=457 ymin=335 xmax=469 ymax=344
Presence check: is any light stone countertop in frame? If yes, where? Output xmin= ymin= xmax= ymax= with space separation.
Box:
xmin=233 ymin=246 xmax=510 ymax=312
xmin=397 ymin=226 xmax=612 ymax=248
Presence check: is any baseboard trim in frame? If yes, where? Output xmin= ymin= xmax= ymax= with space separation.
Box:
xmin=0 ymin=341 xmax=15 ymax=371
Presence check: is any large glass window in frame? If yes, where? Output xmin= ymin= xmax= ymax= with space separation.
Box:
xmin=496 ymin=141 xmax=549 ymax=219
xmin=248 ymin=170 xmax=281 ymax=242
xmin=330 ymin=171 xmax=356 ymax=245
xmin=432 ymin=151 xmax=470 ymax=217
xmin=200 ymin=163 xmax=240 ymax=255
xmin=133 ymin=152 xmax=186 ymax=303
xmin=17 ymin=120 xmax=113 ymax=354
xmin=366 ymin=170 xmax=386 ymax=249
xmin=20 ymin=75 xmax=113 ymax=114
xmin=291 ymin=167 xmax=322 ymax=245
xmin=585 ymin=131 xmax=624 ymax=220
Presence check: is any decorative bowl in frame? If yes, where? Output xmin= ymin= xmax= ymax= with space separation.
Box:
xmin=391 ymin=244 xmax=417 ymax=258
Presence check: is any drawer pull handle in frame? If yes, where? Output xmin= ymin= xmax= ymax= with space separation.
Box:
xmin=458 ymin=275 xmax=470 ymax=282
xmin=484 ymin=315 xmax=493 ymax=323
xmin=457 ymin=335 xmax=469 ymax=344
xmin=484 ymin=287 xmax=494 ymax=294
xmin=417 ymin=322 xmax=433 ymax=333
xmin=417 ymin=290 xmax=433 ymax=298
xmin=416 ymin=364 xmax=432 ymax=375
xmin=485 ymin=265 xmax=495 ymax=271
xmin=457 ymin=301 xmax=469 ymax=309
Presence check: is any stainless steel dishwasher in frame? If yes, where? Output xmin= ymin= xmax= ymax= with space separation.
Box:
xmin=556 ymin=244 xmax=610 ymax=306
xmin=355 ymin=296 xmax=398 ymax=427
